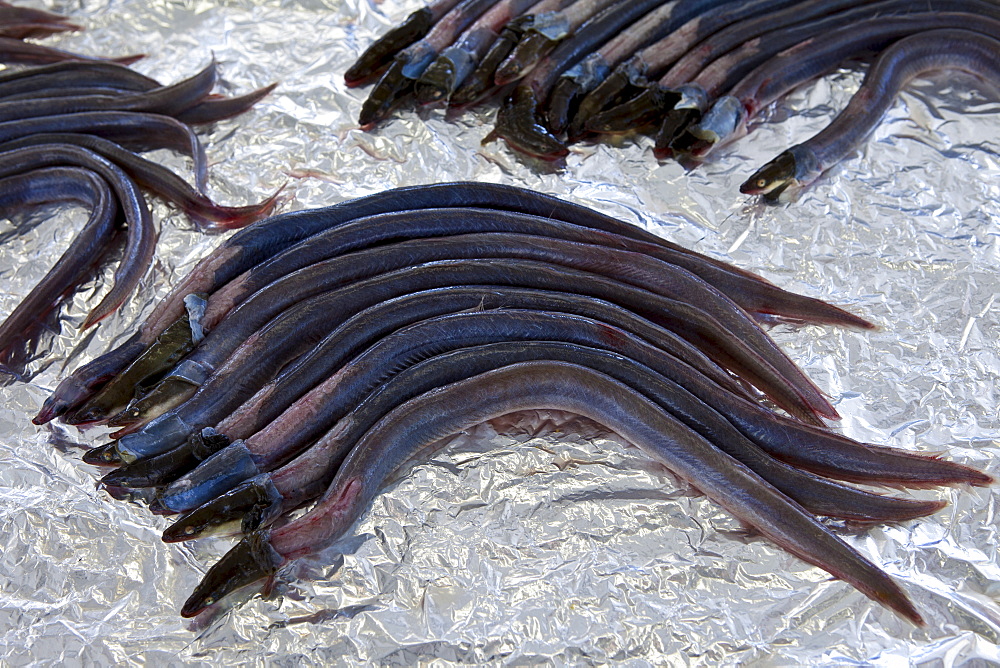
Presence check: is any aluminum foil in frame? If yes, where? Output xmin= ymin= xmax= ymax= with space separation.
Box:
xmin=2 ymin=1 xmax=999 ymax=664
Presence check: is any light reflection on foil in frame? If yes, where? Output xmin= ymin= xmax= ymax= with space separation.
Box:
xmin=1 ymin=1 xmax=998 ymax=664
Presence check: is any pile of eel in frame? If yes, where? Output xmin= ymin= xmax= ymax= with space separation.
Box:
xmin=348 ymin=0 xmax=1000 ymax=198
xmin=0 ymin=8 xmax=280 ymax=377
xmin=33 ymin=182 xmax=991 ymax=624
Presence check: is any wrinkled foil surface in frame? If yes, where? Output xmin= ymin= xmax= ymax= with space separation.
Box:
xmin=2 ymin=1 xmax=999 ymax=664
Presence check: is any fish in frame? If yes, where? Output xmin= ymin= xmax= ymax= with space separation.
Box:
xmin=109 ymin=230 xmax=832 ymax=462
xmin=345 ymin=0 xmax=464 ymax=86
xmin=0 ymin=144 xmax=153 ymax=328
xmin=567 ymin=0 xmax=801 ymax=138
xmin=487 ymin=0 xmax=674 ymax=158
xmin=359 ymin=0 xmax=504 ymax=127
xmin=179 ymin=361 xmax=926 ymax=626
xmin=106 ymin=281 xmax=758 ymax=490
xmin=414 ymin=0 xmax=541 ymax=103
xmin=0 ymin=167 xmax=116 ymax=370
xmin=0 ymin=61 xmax=160 ymax=98
xmin=160 ymin=339 xmax=945 ymax=543
xmin=39 ymin=183 xmax=864 ymax=425
xmin=493 ymin=0 xmax=621 ymax=85
xmin=0 ymin=60 xmax=216 ymax=123
xmin=742 ymin=29 xmax=1000 ymax=199
xmin=173 ymin=84 xmax=278 ymax=125
xmin=0 ymin=133 xmax=280 ymax=230
xmin=149 ymin=294 xmax=974 ymax=515
xmin=0 ymin=36 xmax=141 ymax=65
xmin=0 ymin=111 xmax=209 ymax=191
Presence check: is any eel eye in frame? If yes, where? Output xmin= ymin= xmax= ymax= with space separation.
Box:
xmin=756 ymin=178 xmax=767 ymax=188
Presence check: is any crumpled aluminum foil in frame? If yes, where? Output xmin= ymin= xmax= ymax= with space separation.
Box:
xmin=2 ymin=1 xmax=999 ymax=664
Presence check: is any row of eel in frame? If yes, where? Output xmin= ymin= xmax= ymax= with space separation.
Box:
xmin=348 ymin=0 xmax=1000 ymax=198
xmin=0 ymin=5 xmax=279 ymax=376
xmin=33 ymin=182 xmax=991 ymax=623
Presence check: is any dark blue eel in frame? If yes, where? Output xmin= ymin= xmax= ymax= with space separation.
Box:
xmin=159 ymin=338 xmax=944 ymax=541
xmin=37 ymin=182 xmax=867 ymax=424
xmin=0 ymin=166 xmax=116 ymax=370
xmin=179 ymin=361 xmax=926 ymax=626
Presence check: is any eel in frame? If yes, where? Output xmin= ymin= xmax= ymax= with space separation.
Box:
xmin=742 ymin=29 xmax=1000 ymax=199
xmin=0 ymin=143 xmax=153 ymax=328
xmin=38 ymin=183 xmax=862 ymax=425
xmin=0 ymin=167 xmax=117 ymax=368
xmin=179 ymin=361 xmax=924 ymax=626
xmin=160 ymin=340 xmax=943 ymax=540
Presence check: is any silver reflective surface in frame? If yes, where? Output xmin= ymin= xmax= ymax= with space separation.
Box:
xmin=2 ymin=1 xmax=999 ymax=664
